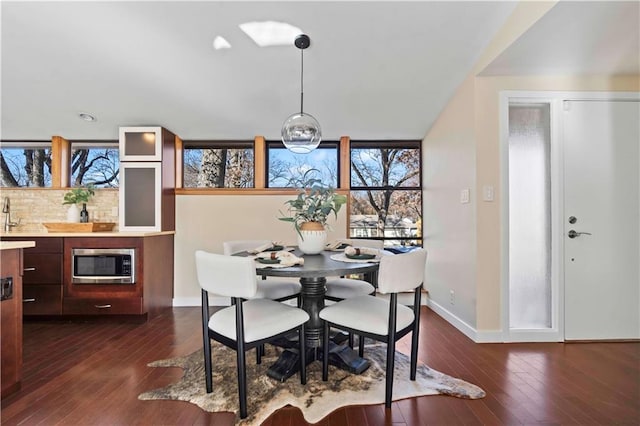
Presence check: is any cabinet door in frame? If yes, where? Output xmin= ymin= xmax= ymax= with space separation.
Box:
xmin=119 ymin=162 xmax=162 ymax=231
xmin=119 ymin=126 xmax=162 ymax=161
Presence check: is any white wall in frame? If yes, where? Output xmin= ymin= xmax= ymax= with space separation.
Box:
xmin=422 ymin=0 xmax=639 ymax=341
xmin=422 ymin=77 xmax=478 ymax=330
xmin=173 ymin=194 xmax=348 ymax=306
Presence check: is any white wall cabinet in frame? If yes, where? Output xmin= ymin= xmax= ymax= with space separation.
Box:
xmin=119 ymin=126 xmax=164 ymax=161
xmin=118 ymin=126 xmax=176 ymax=232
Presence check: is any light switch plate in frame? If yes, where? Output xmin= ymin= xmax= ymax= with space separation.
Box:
xmin=460 ymin=189 xmax=470 ymax=204
xmin=483 ymin=185 xmax=494 ymax=202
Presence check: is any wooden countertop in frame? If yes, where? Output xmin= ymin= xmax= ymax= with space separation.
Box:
xmin=0 ymin=241 xmax=36 ymax=250
xmin=0 ymin=231 xmax=175 ymax=238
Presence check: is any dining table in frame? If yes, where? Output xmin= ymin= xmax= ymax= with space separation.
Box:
xmin=238 ymin=247 xmax=381 ymax=382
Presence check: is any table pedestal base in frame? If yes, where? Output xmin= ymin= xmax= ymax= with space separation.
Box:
xmin=262 ymin=268 xmax=374 ymax=382
xmin=267 ymin=341 xmax=370 ymax=382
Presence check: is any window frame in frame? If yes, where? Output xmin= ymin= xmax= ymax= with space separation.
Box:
xmin=348 ymin=140 xmax=423 ymax=247
xmin=181 ymin=139 xmax=256 ymax=189
xmin=69 ymin=140 xmax=120 ymax=188
xmin=1 ymin=140 xmax=55 ymax=188
xmin=265 ymin=140 xmax=341 ymax=189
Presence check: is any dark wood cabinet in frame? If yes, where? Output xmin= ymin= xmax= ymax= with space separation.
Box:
xmin=4 ymin=237 xmax=64 ymax=316
xmin=1 ymin=247 xmax=24 ymax=398
xmin=1 ymin=234 xmax=173 ymax=321
xmin=62 ymin=234 xmax=173 ymax=320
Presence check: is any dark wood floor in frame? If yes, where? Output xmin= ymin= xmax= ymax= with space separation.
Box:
xmin=1 ymin=307 xmax=638 ymax=425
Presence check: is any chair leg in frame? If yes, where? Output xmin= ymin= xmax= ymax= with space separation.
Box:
xmin=299 ymin=324 xmax=307 ymax=385
xmin=201 ymin=291 xmax=213 ymax=393
xmin=237 ymin=343 xmax=248 ymax=419
xmin=203 ymin=335 xmax=213 ymax=393
xmin=385 ymin=293 xmax=398 ymax=408
xmin=385 ymin=338 xmax=396 ymax=408
xmin=348 ymin=332 xmax=354 ymax=348
xmin=410 ymin=289 xmax=421 ymax=381
xmin=322 ymin=321 xmax=330 ymax=381
xmin=358 ymin=335 xmax=365 ymax=358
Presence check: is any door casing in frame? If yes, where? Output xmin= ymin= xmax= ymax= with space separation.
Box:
xmin=499 ymin=90 xmax=640 ymax=342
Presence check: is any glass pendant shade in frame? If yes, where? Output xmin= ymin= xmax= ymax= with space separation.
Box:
xmin=281 ymin=112 xmax=322 ymax=154
xmin=281 ymin=34 xmax=321 ymax=154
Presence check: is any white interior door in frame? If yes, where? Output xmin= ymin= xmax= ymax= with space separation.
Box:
xmin=563 ymin=100 xmax=640 ymax=340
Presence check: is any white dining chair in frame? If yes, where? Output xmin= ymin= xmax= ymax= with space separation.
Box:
xmin=325 ymin=239 xmax=384 ymax=348
xmin=324 ymin=238 xmax=384 ymax=301
xmin=223 ymin=240 xmax=301 ymax=305
xmin=195 ymin=250 xmax=309 ymax=419
xmin=320 ymin=248 xmax=427 ymax=408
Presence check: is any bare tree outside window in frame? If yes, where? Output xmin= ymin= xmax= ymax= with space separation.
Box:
xmin=268 ymin=144 xmax=338 ymax=188
xmin=0 ymin=147 xmax=52 ymax=187
xmin=350 ymin=144 xmax=422 ymax=247
xmin=183 ymin=146 xmax=253 ymax=188
xmin=71 ymin=146 xmax=119 ymax=187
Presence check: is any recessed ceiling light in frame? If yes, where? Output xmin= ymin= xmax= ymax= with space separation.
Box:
xmin=78 ymin=112 xmax=97 ymax=122
xmin=239 ymin=21 xmax=303 ymax=47
xmin=213 ymin=36 xmax=231 ymax=50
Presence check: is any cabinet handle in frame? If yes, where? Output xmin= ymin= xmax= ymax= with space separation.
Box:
xmin=23 ymin=298 xmax=36 ymax=303
xmin=23 ymin=267 xmax=36 ymax=272
xmin=94 ymin=304 xmax=112 ymax=309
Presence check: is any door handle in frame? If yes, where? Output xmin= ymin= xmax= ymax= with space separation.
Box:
xmin=568 ymin=230 xmax=592 ymax=239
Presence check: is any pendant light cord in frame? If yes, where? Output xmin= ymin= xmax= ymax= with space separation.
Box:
xmin=300 ymin=48 xmax=304 ymax=115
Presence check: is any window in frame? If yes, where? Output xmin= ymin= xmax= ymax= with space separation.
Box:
xmin=350 ymin=141 xmax=422 ymax=248
xmin=0 ymin=142 xmax=52 ymax=187
xmin=70 ymin=141 xmax=120 ymax=188
xmin=508 ymin=103 xmax=552 ymax=329
xmin=267 ymin=141 xmax=338 ymax=188
xmin=183 ymin=141 xmax=254 ymax=188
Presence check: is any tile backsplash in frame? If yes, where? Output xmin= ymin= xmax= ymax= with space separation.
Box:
xmin=0 ymin=188 xmax=119 ymax=232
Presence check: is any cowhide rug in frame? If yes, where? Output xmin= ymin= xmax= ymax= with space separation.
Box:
xmin=138 ymin=342 xmax=485 ymax=425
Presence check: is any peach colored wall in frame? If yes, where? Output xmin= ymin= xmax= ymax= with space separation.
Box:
xmin=422 ymin=76 xmax=478 ymax=327
xmin=173 ymin=194 xmax=348 ymax=303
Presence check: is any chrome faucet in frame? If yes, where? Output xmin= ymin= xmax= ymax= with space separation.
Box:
xmin=2 ymin=197 xmax=20 ymax=232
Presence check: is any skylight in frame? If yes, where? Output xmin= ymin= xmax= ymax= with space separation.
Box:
xmin=213 ymin=36 xmax=231 ymax=50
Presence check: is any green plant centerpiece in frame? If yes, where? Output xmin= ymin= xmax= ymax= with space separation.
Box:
xmin=63 ymin=184 xmax=95 ymax=223
xmin=63 ymin=185 xmax=95 ymax=205
xmin=279 ymin=170 xmax=347 ymax=254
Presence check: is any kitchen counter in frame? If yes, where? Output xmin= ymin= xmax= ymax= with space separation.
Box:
xmin=0 ymin=241 xmax=36 ymax=250
xmin=1 ymin=231 xmax=175 ymax=238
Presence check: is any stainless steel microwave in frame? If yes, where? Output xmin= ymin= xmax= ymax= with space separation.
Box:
xmin=71 ymin=248 xmax=136 ymax=284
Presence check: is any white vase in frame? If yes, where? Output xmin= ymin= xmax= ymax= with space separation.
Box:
xmin=297 ymin=222 xmax=327 ymax=255
xmin=66 ymin=204 xmax=80 ymax=223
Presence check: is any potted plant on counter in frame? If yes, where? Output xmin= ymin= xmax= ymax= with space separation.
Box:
xmin=63 ymin=184 xmax=95 ymax=223
xmin=279 ymin=169 xmax=347 ymax=254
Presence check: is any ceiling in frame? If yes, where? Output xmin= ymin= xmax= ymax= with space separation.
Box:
xmin=1 ymin=1 xmax=637 ymax=142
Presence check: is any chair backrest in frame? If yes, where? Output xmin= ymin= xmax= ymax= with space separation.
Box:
xmin=377 ymin=249 xmax=427 ymax=294
xmin=195 ymin=250 xmax=257 ymax=299
xmin=223 ymin=240 xmax=272 ymax=256
xmin=351 ymin=239 xmax=384 ymax=249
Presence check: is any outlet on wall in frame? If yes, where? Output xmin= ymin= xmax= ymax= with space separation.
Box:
xmin=450 ymin=290 xmax=455 ymax=305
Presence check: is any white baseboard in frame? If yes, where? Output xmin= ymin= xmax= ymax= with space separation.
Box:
xmin=426 ymin=298 xmax=503 ymax=343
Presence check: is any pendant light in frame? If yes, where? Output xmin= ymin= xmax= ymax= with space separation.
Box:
xmin=281 ymin=34 xmax=322 ymax=154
